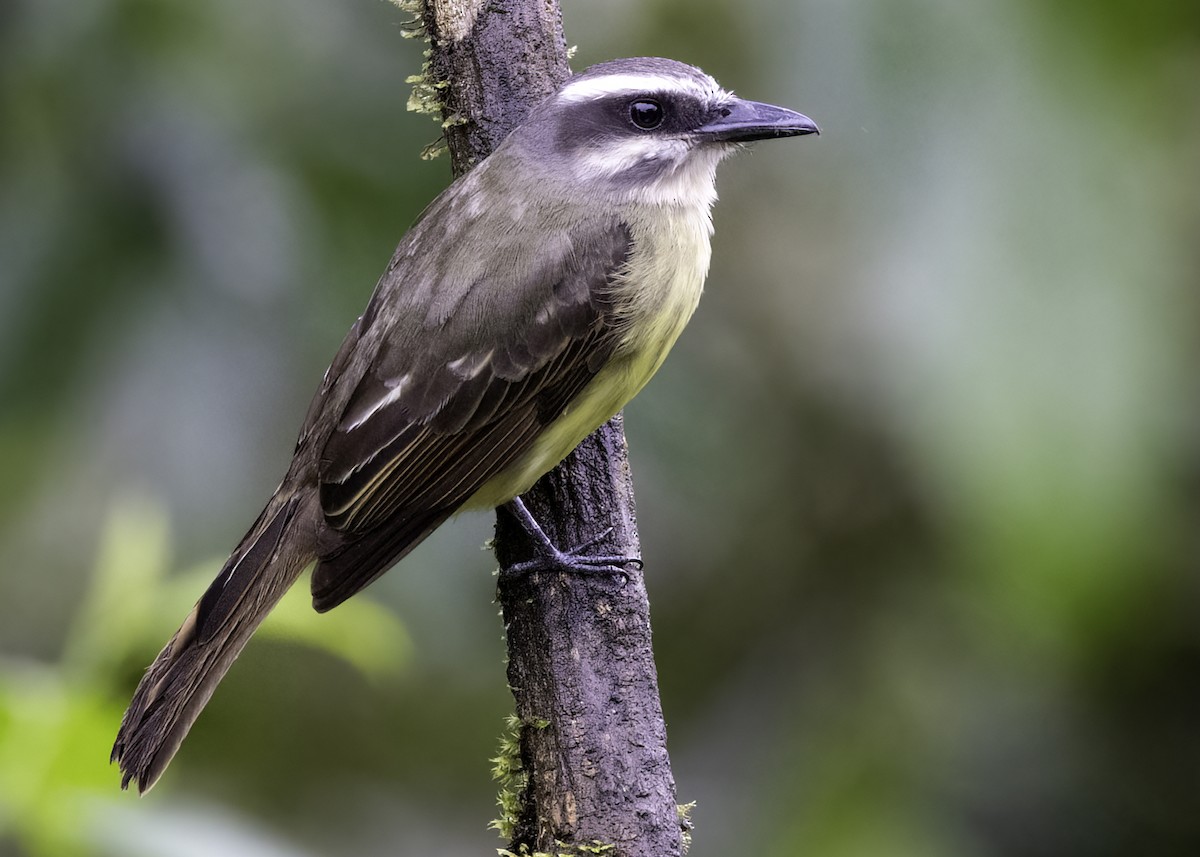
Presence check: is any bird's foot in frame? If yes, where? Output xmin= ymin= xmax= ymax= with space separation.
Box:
xmin=499 ymin=497 xmax=643 ymax=579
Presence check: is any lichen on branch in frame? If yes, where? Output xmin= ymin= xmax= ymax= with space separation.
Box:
xmin=384 ymin=0 xmax=458 ymax=159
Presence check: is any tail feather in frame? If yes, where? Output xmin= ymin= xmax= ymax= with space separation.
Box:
xmin=112 ymin=494 xmax=312 ymax=793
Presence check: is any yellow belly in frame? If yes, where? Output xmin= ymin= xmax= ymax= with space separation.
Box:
xmin=464 ymin=352 xmax=658 ymax=509
xmin=464 ymin=202 xmax=713 ymax=510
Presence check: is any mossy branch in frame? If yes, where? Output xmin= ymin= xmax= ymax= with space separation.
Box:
xmin=392 ymin=1 xmax=686 ymax=854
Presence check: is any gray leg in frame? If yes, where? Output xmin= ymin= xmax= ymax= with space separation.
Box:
xmin=500 ymin=496 xmax=643 ymax=577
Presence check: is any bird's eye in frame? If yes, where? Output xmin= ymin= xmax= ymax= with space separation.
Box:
xmin=629 ymin=99 xmax=665 ymax=130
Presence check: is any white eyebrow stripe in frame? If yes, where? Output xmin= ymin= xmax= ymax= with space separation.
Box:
xmin=558 ymin=72 xmax=720 ymax=103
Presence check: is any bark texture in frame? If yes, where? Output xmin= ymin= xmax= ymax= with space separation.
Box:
xmin=419 ymin=3 xmax=683 ymax=855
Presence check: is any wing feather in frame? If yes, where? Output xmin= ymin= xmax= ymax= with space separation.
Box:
xmin=309 ymin=216 xmax=632 ymax=611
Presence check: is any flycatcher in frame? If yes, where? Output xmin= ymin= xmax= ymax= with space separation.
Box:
xmin=112 ymin=56 xmax=818 ymax=792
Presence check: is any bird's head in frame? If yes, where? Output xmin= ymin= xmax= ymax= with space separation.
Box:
xmin=509 ymin=57 xmax=819 ymax=207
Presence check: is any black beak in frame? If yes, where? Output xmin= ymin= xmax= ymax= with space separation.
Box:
xmin=696 ymin=97 xmax=820 ymax=143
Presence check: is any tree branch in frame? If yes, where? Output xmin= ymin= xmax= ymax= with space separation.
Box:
xmin=414 ymin=2 xmax=683 ymax=854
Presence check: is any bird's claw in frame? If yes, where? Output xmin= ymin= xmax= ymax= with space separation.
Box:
xmin=500 ymin=497 xmax=643 ymax=581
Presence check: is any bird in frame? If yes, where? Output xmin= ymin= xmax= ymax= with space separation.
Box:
xmin=111 ymin=56 xmax=818 ymax=793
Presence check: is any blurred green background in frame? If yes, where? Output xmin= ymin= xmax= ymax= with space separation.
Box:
xmin=2 ymin=0 xmax=1198 ymax=854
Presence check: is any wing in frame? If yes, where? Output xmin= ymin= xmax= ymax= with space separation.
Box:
xmin=309 ymin=206 xmax=632 ymax=612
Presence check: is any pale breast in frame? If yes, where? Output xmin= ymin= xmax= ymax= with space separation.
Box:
xmin=466 ymin=203 xmax=714 ymax=509
xmin=613 ymin=201 xmax=714 ymax=376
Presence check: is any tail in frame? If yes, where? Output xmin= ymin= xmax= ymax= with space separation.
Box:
xmin=112 ymin=493 xmax=313 ymax=793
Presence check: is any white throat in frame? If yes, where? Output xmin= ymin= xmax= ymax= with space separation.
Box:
xmin=634 ymin=145 xmax=726 ymax=209
xmin=575 ymin=140 xmax=728 ymax=210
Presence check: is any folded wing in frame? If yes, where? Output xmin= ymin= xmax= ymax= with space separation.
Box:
xmin=310 ymin=216 xmax=632 ymax=611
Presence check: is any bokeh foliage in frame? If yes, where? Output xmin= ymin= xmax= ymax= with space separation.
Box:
xmin=1 ymin=0 xmax=1198 ymax=855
